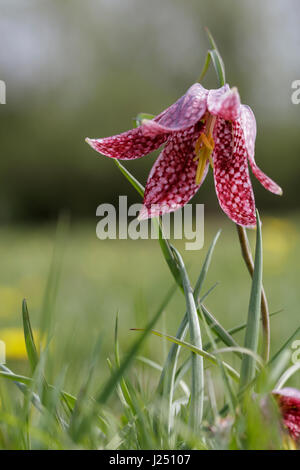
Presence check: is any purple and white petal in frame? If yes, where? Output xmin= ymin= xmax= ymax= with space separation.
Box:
xmin=207 ymin=85 xmax=240 ymax=121
xmin=240 ymin=105 xmax=282 ymax=195
xmin=273 ymin=388 xmax=300 ymax=442
xmin=213 ymin=118 xmax=256 ymax=227
xmin=142 ymin=83 xmax=208 ymax=137
xmin=139 ymin=124 xmax=206 ymax=219
xmin=86 ymin=126 xmax=168 ymax=160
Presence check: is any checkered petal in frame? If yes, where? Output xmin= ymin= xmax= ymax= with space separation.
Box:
xmin=139 ymin=124 xmax=206 ymax=219
xmin=240 ymin=105 xmax=282 ymax=195
xmin=213 ymin=118 xmax=256 ymax=227
xmin=273 ymin=388 xmax=300 ymax=442
xmin=85 ymin=126 xmax=168 ymax=160
xmin=207 ymin=85 xmax=241 ymax=121
xmin=142 ymin=83 xmax=208 ymax=137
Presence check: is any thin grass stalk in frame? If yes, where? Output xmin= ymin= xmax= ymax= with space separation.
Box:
xmin=239 ymin=211 xmax=263 ymax=389
xmin=236 ymin=224 xmax=270 ymax=362
xmin=171 ymin=247 xmax=204 ymax=431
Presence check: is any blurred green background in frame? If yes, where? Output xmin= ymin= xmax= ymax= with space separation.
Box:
xmin=1 ymin=0 xmax=299 ymax=220
xmin=0 ymin=0 xmax=299 ymax=391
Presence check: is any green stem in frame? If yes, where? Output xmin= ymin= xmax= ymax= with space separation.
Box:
xmin=236 ymin=224 xmax=270 ymax=362
xmin=171 ymin=247 xmax=204 ymax=432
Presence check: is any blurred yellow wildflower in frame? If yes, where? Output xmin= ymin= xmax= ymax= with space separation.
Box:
xmin=263 ymin=217 xmax=298 ymax=271
xmin=0 ymin=327 xmax=39 ymax=360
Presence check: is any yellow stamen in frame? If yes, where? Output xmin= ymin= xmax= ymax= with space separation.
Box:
xmin=199 ymin=133 xmax=214 ymax=151
xmin=195 ymin=151 xmax=207 ymax=184
xmin=194 ymin=125 xmax=215 ymax=185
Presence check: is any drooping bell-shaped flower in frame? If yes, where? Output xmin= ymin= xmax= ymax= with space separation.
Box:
xmin=273 ymin=388 xmax=300 ymax=442
xmin=86 ymin=83 xmax=282 ymax=227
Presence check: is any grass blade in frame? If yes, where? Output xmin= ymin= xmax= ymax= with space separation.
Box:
xmin=157 ymin=231 xmax=221 ymax=396
xmin=199 ymin=303 xmax=241 ymax=357
xmin=96 ymin=284 xmax=176 ymax=405
xmin=274 ymin=362 xmax=300 ymax=390
xmin=197 ymin=52 xmax=211 ymax=83
xmin=114 ymin=159 xmax=144 ymax=198
xmin=198 ymin=305 xmax=237 ymax=413
xmin=40 ymin=212 xmax=69 ymax=341
xmin=170 ymin=246 xmax=204 ymax=431
xmin=239 ymin=211 xmax=263 ymax=390
xmin=203 ymin=309 xmax=282 ymax=351
xmin=135 ymin=329 xmax=239 ymax=382
xmin=194 ymin=229 xmax=221 ymax=299
xmin=22 ymin=299 xmax=39 ymax=372
xmin=270 ymin=325 xmax=300 ymax=365
xmin=156 ymin=230 xmax=222 ymax=429
xmin=205 ymin=27 xmax=226 ymax=86
xmin=0 ymin=364 xmax=76 ymax=410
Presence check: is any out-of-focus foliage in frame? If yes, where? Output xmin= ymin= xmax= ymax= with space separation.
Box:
xmin=0 ymin=217 xmax=299 ymax=385
xmin=0 ymin=219 xmax=299 ymax=449
xmin=0 ymin=0 xmax=299 ymax=221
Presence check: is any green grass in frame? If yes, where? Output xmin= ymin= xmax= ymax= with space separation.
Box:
xmin=0 ymin=214 xmax=299 ymax=449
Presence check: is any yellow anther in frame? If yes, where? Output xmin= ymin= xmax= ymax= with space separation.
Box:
xmin=200 ymin=133 xmax=214 ymax=151
xmin=195 ymin=151 xmax=207 ymax=184
xmin=194 ymin=131 xmax=215 ymax=184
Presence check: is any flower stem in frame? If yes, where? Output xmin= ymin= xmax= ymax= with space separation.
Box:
xmin=236 ymin=224 xmax=270 ymax=362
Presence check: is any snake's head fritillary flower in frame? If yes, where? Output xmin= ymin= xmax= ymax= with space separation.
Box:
xmin=273 ymin=388 xmax=300 ymax=443
xmin=86 ymin=83 xmax=282 ymax=227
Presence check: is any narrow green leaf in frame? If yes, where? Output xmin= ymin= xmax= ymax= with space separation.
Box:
xmin=275 ymin=362 xmax=300 ymax=390
xmin=219 ymin=325 xmax=297 ymax=417
xmin=199 ymin=303 xmax=241 ymax=358
xmin=22 ymin=299 xmax=39 ymax=372
xmin=137 ymin=329 xmax=239 ymax=382
xmin=175 ymin=310 xmax=281 ymax=394
xmin=198 ymin=305 xmax=237 ymax=413
xmin=96 ymin=285 xmax=176 ymax=404
xmin=0 ymin=370 xmax=33 ymax=386
xmin=212 ymin=347 xmax=263 ymax=368
xmin=0 ymin=364 xmax=77 ymax=410
xmin=203 ymin=309 xmax=282 ymax=351
xmin=114 ymin=159 xmax=144 ymax=197
xmin=154 ymin=218 xmax=183 ymax=290
xmin=157 ymin=232 xmax=221 ymax=406
xmin=22 ymin=299 xmax=60 ymax=419
xmin=239 ymin=211 xmax=263 ymax=389
xmin=263 ymin=326 xmax=300 ymax=390
xmin=114 ymin=312 xmax=134 ymax=413
xmin=68 ymin=335 xmax=103 ymax=440
xmin=170 ymin=246 xmax=204 ymax=431
xmin=269 ymin=325 xmax=300 ymax=365
xmin=205 ymin=27 xmax=218 ymax=50
xmin=198 ymin=52 xmax=211 ymax=83
xmin=40 ymin=212 xmax=69 ymax=341
xmin=194 ymin=229 xmax=221 ymax=300
xmin=136 ymin=356 xmax=190 ymax=396
xmin=208 ymin=49 xmax=226 ymax=88
xmin=204 ymin=28 xmax=226 ymax=87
